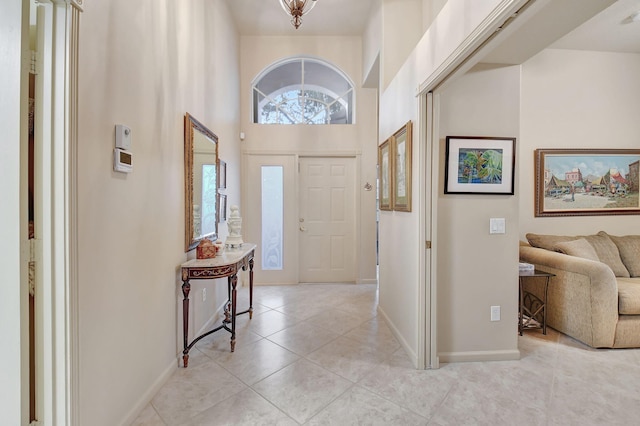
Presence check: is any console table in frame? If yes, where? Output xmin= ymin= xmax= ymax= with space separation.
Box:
xmin=180 ymin=243 xmax=256 ymax=367
xmin=519 ymin=269 xmax=555 ymax=335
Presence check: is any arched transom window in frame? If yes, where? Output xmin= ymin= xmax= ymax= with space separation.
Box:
xmin=252 ymin=57 xmax=354 ymax=125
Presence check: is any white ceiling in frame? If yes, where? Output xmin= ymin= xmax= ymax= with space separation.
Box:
xmin=551 ymin=0 xmax=640 ymax=53
xmin=225 ymin=0 xmax=640 ymax=55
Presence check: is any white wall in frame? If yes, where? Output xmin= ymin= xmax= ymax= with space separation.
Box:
xmin=437 ymin=64 xmax=520 ymax=360
xmin=77 ymin=1 xmax=240 ymax=424
xmin=0 ymin=0 xmax=25 ymax=423
xmin=520 ymin=49 xmax=640 ymax=238
xmin=239 ymin=35 xmax=379 ymax=285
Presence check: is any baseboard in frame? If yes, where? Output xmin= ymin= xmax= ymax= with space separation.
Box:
xmin=438 ymin=349 xmax=521 ymax=363
xmin=118 ymin=299 xmax=230 ymax=425
xmin=377 ymin=305 xmax=419 ymax=368
xmin=118 ymin=358 xmax=177 ymax=426
xmin=358 ymin=278 xmax=378 ymax=285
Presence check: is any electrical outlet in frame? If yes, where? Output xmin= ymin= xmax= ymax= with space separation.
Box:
xmin=202 ymin=288 xmax=207 ymax=302
xmin=491 ymin=305 xmax=500 ymax=321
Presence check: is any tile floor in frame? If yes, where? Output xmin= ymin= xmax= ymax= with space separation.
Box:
xmin=132 ymin=283 xmax=640 ymax=425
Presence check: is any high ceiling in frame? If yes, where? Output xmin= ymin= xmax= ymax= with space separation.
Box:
xmin=224 ymin=0 xmax=640 ymax=54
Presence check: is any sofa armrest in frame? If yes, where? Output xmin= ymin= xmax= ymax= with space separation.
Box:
xmin=519 ymin=244 xmax=618 ymax=347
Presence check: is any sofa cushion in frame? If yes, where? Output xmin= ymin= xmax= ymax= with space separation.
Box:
xmin=606 ymin=233 xmax=640 ymax=278
xmin=526 ymin=233 xmax=577 ymax=251
xmin=553 ymin=238 xmax=600 ymax=262
xmin=527 ymin=231 xmax=630 ymax=278
xmin=617 ymin=279 xmax=640 ymax=314
xmin=583 ymin=232 xmax=630 ymax=278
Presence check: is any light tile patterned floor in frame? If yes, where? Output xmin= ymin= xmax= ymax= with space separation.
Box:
xmin=132 ymin=283 xmax=640 ymax=425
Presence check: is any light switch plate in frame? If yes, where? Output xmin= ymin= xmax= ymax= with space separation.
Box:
xmin=489 ymin=218 xmax=506 ymax=234
xmin=491 ymin=305 xmax=501 ymax=321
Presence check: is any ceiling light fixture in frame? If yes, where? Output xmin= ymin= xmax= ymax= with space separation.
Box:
xmin=279 ymin=0 xmax=318 ymax=29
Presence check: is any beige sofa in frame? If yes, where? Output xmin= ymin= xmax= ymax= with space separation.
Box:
xmin=519 ymin=231 xmax=640 ymax=348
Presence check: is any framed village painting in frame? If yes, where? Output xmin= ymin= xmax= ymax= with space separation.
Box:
xmin=534 ymin=149 xmax=640 ymax=217
xmin=444 ymin=136 xmax=516 ymax=195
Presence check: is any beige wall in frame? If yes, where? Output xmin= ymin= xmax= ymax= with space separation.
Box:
xmin=375 ymin=0 xmax=509 ymax=366
xmin=363 ymin=0 xmax=446 ymax=89
xmin=436 ymin=64 xmax=520 ymax=360
xmin=239 ymin=35 xmax=379 ymax=284
xmin=363 ymin=0 xmax=382 ymax=86
xmin=0 ymin=0 xmax=24 ymax=422
xmin=421 ymin=0 xmax=447 ymax=32
xmin=382 ymin=0 xmax=423 ymax=90
xmin=77 ymin=0 xmax=240 ymax=424
xmin=519 ymin=49 xmax=640 ymax=238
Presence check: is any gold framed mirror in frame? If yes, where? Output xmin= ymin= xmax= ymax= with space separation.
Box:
xmin=184 ymin=113 xmax=219 ymax=251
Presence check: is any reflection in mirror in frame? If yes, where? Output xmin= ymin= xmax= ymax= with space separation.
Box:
xmin=185 ymin=113 xmax=218 ymax=251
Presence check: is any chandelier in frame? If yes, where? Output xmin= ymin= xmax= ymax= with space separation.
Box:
xmin=279 ymin=0 xmax=318 ymax=29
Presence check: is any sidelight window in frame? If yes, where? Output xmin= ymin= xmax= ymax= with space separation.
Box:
xmin=261 ymin=166 xmax=284 ymax=270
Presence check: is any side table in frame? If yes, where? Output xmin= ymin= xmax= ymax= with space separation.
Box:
xmin=519 ymin=269 xmax=555 ymax=335
xmin=180 ymin=243 xmax=256 ymax=367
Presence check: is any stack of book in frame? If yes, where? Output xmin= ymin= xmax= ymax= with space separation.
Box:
xmin=519 ymin=262 xmax=535 ymax=274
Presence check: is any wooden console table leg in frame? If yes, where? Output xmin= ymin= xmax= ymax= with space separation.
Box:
xmin=225 ymin=275 xmax=232 ymax=328
xmin=181 ymin=278 xmax=191 ymax=367
xmin=518 ymin=277 xmax=524 ymax=336
xmin=230 ymin=274 xmax=238 ymax=352
xmin=249 ymin=257 xmax=254 ymax=319
xmin=542 ymin=276 xmax=550 ymax=335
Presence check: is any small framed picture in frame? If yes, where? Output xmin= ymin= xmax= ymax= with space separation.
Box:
xmin=218 ymin=160 xmax=227 ymax=189
xmin=378 ymin=138 xmax=393 ymax=210
xmin=218 ymin=193 xmax=227 ymax=222
xmin=444 ymin=136 xmax=516 ymax=195
xmin=392 ymin=121 xmax=412 ymax=211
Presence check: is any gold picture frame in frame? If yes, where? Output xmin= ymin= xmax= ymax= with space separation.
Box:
xmin=534 ymin=149 xmax=640 ymax=217
xmin=392 ymin=121 xmax=413 ymax=212
xmin=378 ymin=138 xmax=393 ymax=211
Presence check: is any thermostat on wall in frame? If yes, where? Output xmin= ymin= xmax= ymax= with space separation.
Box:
xmin=115 ymin=124 xmax=132 ymax=150
xmin=114 ymin=148 xmax=133 ymax=173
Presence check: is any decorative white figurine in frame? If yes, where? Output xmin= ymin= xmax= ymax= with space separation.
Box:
xmin=225 ymin=205 xmax=244 ymax=248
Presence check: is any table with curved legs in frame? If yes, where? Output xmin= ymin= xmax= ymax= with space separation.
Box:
xmin=180 ymin=243 xmax=256 ymax=367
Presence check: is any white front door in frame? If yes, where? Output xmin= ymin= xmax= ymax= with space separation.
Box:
xmin=298 ymin=157 xmax=356 ymax=282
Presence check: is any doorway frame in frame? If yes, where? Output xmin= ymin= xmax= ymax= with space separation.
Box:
xmin=242 ymin=150 xmax=363 ymax=285
xmin=18 ymin=0 xmax=82 ymax=424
